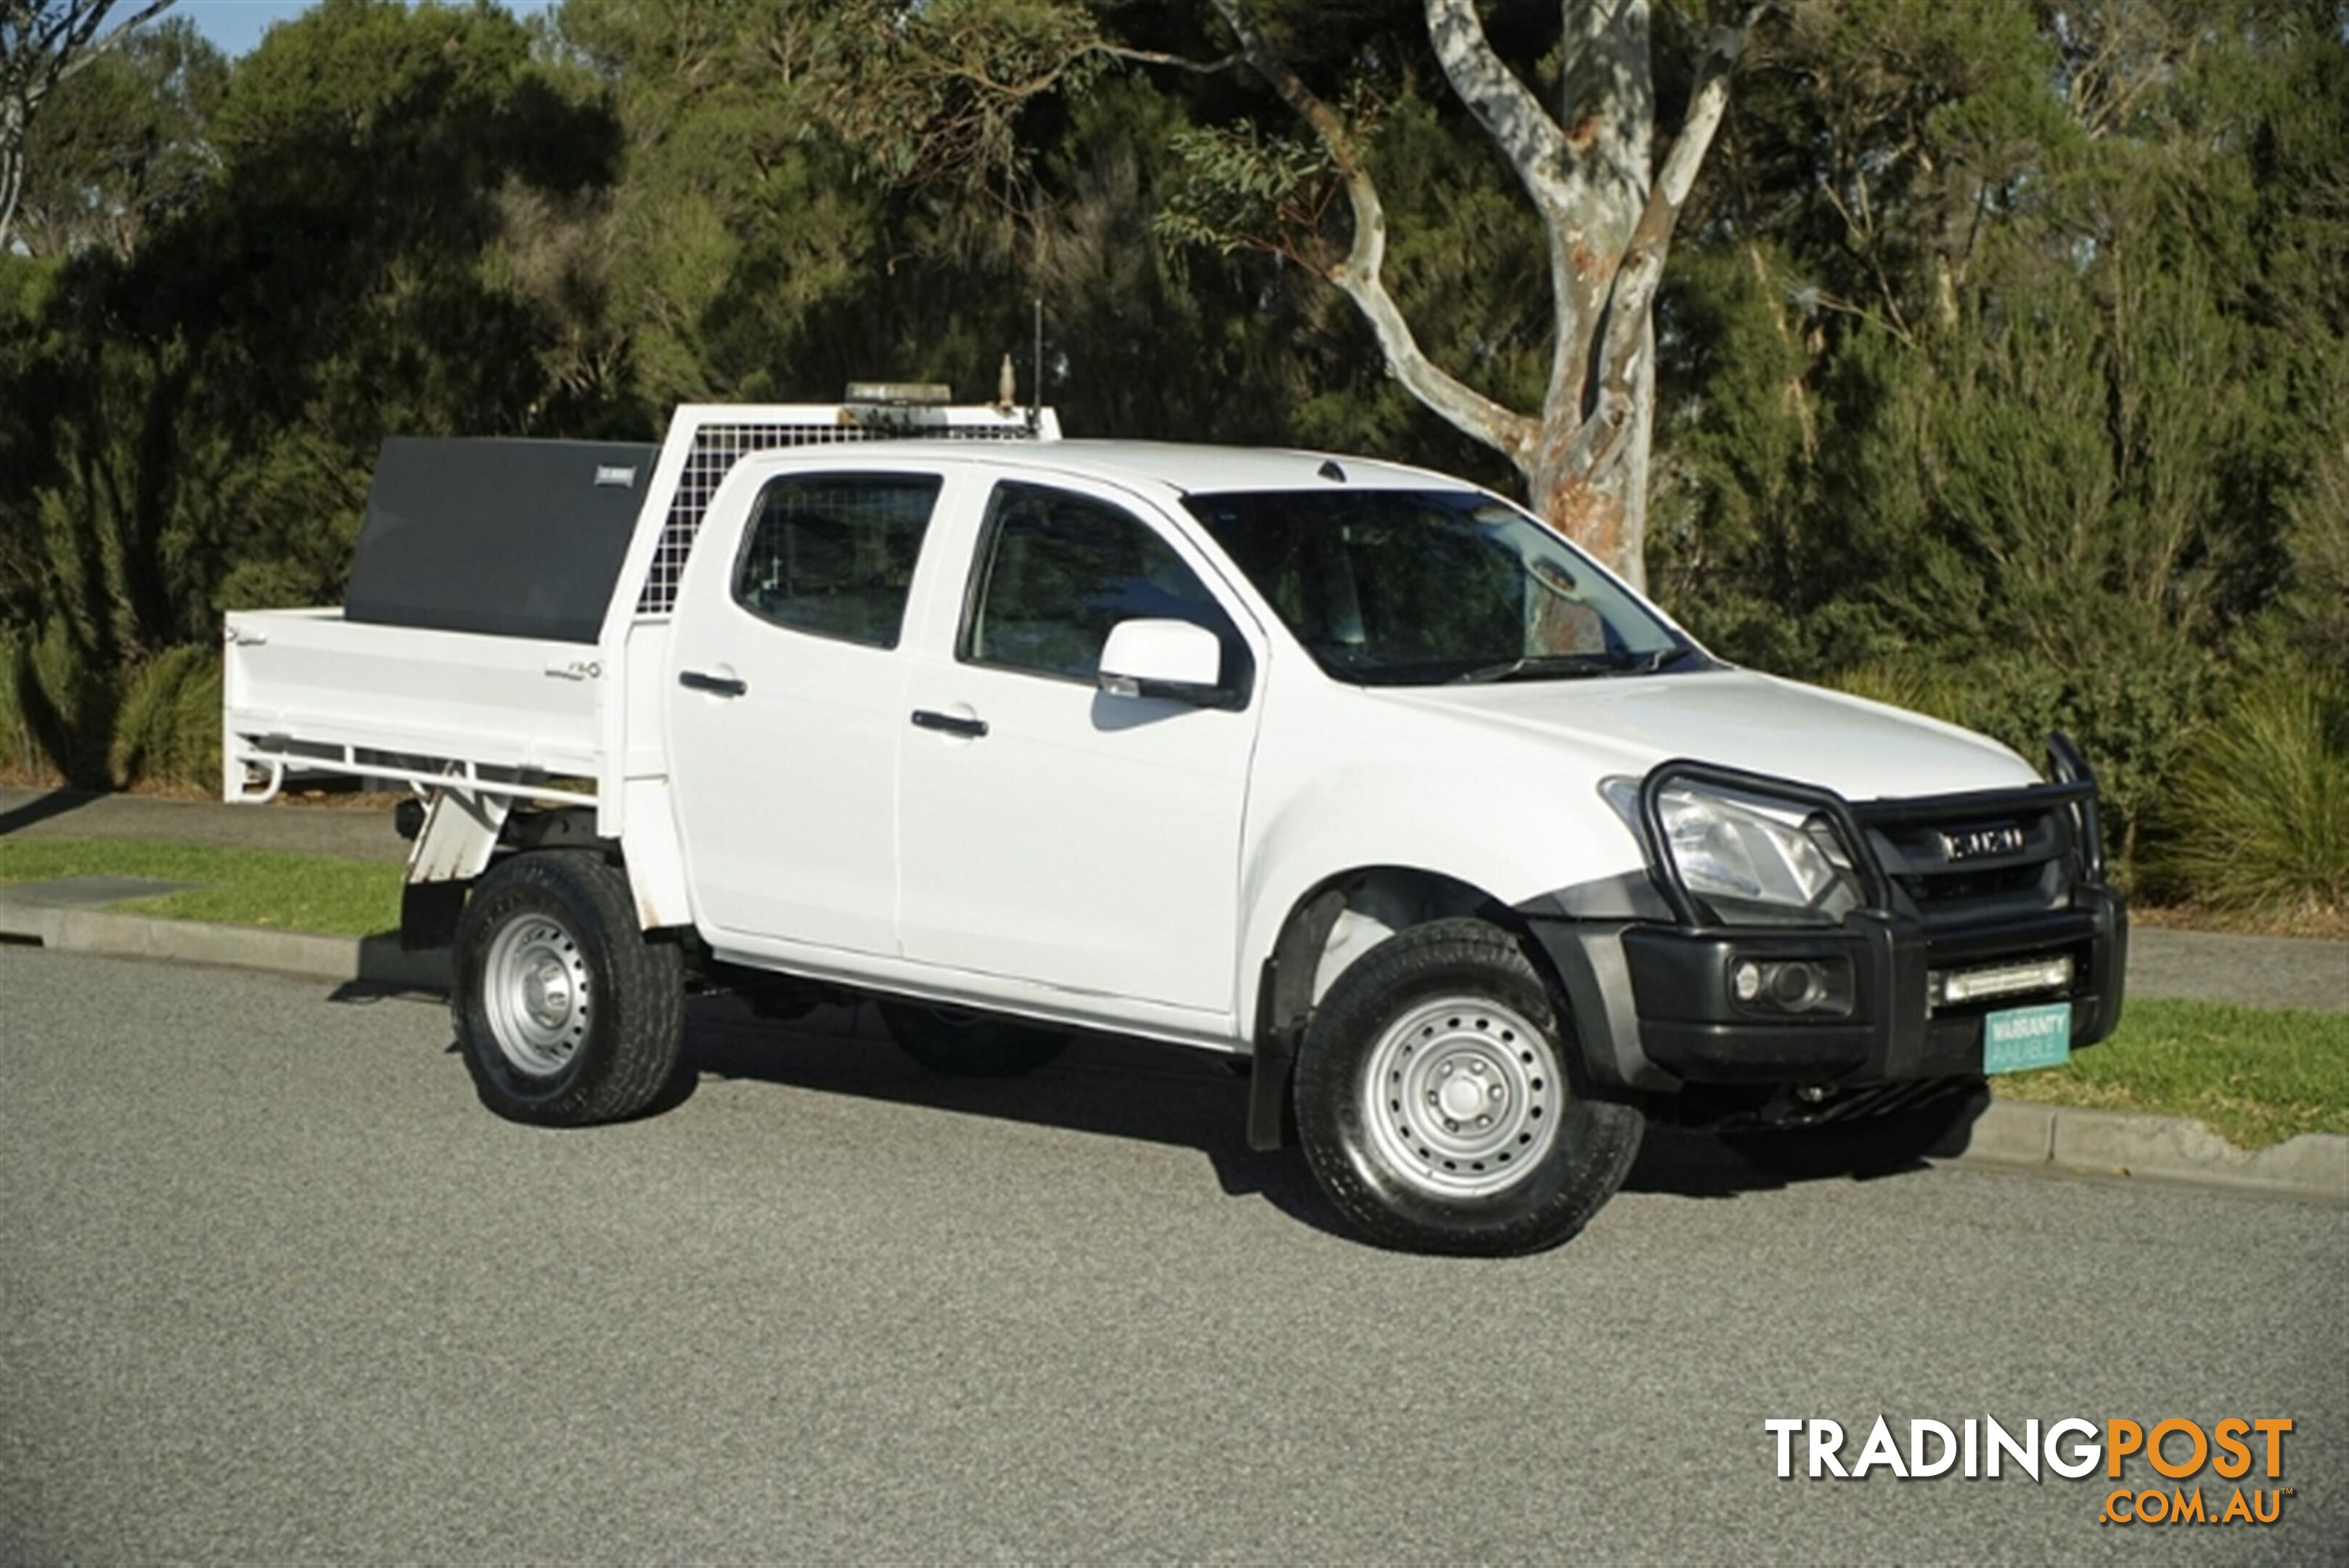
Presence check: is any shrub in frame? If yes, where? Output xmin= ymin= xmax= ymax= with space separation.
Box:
xmin=0 ymin=635 xmax=38 ymax=780
xmin=2149 ymin=669 xmax=2349 ymax=921
xmin=8 ymin=623 xmax=116 ymax=787
xmin=109 ymin=646 xmax=222 ymax=791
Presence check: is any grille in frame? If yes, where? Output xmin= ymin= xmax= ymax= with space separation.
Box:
xmin=1858 ymin=799 xmax=2074 ymax=921
xmin=634 ymin=413 xmax=1043 ymax=616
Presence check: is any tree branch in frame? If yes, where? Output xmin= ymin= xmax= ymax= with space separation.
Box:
xmin=56 ymin=0 xmax=176 ymax=86
xmin=1098 ymin=44 xmax=1239 ymax=75
xmin=1421 ymin=0 xmax=1574 ymax=218
xmin=1212 ymin=0 xmax=1536 ymax=466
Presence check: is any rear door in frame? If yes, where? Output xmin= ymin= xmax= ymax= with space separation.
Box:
xmin=895 ymin=477 xmax=1266 ymax=1016
xmin=666 ymin=466 xmax=952 ymax=955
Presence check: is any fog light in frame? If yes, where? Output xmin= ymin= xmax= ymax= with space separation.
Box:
xmin=1771 ymin=960 xmax=1826 ymax=1010
xmin=1725 ymin=955 xmax=1855 ymax=1018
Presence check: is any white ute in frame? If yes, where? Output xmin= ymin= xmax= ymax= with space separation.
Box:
xmin=225 ymin=398 xmax=2126 ymax=1254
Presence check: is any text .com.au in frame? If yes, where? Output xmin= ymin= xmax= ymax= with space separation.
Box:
xmin=1766 ymin=1416 xmax=2294 ymax=1525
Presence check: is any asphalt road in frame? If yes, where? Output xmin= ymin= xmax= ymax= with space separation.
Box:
xmin=3 ymin=948 xmax=2342 ymax=1564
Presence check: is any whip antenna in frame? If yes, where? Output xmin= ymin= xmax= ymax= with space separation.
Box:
xmin=1029 ymin=298 xmax=1043 ymax=435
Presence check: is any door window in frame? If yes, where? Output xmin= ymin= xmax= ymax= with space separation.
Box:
xmin=960 ymin=481 xmax=1249 ymax=693
xmin=732 ymin=473 xmax=942 ymax=648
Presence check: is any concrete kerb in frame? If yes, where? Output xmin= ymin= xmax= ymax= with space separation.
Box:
xmin=4 ymin=903 xmax=2342 ymax=1205
xmin=0 ymin=902 xmax=449 ymax=992
xmin=1956 ymin=1099 xmax=2349 ymax=1202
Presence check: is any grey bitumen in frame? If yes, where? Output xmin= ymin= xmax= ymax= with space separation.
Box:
xmin=1 ymin=947 xmax=2342 ymax=1563
xmin=7 ymin=783 xmax=2342 ymax=1011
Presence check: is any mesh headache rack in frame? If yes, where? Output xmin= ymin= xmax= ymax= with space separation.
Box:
xmin=634 ymin=401 xmax=1059 ymax=616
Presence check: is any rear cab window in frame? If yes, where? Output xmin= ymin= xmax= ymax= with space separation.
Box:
xmin=733 ymin=473 xmax=944 ymax=649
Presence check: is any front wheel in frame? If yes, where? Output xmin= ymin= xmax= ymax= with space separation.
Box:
xmin=1294 ymin=918 xmax=1643 ymax=1256
xmin=453 ymin=850 xmax=685 ymax=1124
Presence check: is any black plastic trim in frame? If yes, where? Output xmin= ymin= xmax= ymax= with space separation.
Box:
xmin=1526 ymin=738 xmax=2126 ymax=1097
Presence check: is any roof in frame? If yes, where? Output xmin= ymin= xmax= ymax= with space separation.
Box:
xmin=740 ymin=438 xmax=1474 ymax=497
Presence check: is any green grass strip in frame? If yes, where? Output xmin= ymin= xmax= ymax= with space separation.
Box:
xmin=0 ymin=837 xmax=401 ymax=939
xmin=1995 ymin=997 xmax=2349 ymax=1148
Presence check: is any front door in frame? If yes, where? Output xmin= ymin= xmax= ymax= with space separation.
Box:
xmin=666 ymin=468 xmax=946 ymax=955
xmin=896 ymin=479 xmax=1263 ymax=1016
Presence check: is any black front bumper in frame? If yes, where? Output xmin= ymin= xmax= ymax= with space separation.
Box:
xmin=1521 ymin=742 xmax=2129 ymax=1096
xmin=1527 ymin=891 xmax=2127 ymax=1093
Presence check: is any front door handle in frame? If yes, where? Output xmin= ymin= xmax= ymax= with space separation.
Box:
xmin=679 ymin=669 xmax=748 ymax=698
xmin=910 ymin=708 xmax=988 ymax=739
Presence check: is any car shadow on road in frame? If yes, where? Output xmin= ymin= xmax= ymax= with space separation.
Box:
xmin=652 ymin=999 xmax=1851 ymax=1236
xmin=671 ymin=998 xmax=1358 ymax=1238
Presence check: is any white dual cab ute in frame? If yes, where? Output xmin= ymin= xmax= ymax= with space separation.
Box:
xmin=224 ymin=398 xmax=2127 ymax=1255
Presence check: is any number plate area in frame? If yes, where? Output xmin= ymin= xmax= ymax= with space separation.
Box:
xmin=1982 ymin=1002 xmax=2073 ymax=1074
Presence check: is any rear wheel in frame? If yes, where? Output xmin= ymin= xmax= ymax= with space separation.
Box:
xmin=1294 ymin=918 xmax=1643 ymax=1256
xmin=877 ymin=1000 xmax=1069 ymax=1077
xmin=453 ymin=850 xmax=684 ymax=1124
xmin=1722 ymin=1081 xmax=1986 ymax=1180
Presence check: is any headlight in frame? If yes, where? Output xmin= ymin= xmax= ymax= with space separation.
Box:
xmin=1602 ymin=777 xmax=1861 ymax=925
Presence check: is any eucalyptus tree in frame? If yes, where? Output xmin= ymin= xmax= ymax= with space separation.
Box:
xmin=1168 ymin=1 xmax=1768 ymax=586
xmin=0 ymin=0 xmax=176 ymax=252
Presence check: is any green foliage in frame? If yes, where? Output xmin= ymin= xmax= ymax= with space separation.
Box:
xmin=108 ymin=645 xmax=221 ymax=790
xmin=1997 ymin=997 xmax=2349 ymax=1148
xmin=1654 ymin=0 xmax=2348 ymax=889
xmin=0 ymin=634 xmax=33 ymax=780
xmin=11 ymin=17 xmax=229 ymax=258
xmin=2148 ymin=667 xmax=2349 ymax=922
xmin=7 ymin=620 xmax=113 ymax=787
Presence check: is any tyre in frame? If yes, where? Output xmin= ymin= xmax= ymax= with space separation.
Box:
xmin=452 ymin=850 xmax=685 ymax=1125
xmin=1722 ymin=1080 xmax=1986 ymax=1180
xmin=1293 ymin=918 xmax=1644 ymax=1256
xmin=877 ymin=1000 xmax=1069 ymax=1077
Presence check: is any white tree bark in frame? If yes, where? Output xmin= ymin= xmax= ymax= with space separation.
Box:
xmin=1217 ymin=0 xmax=1761 ymax=582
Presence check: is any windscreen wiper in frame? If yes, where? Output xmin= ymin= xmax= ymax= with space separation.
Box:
xmin=1447 ymin=652 xmax=1622 ymax=684
xmin=1448 ymin=645 xmax=1698 ymax=684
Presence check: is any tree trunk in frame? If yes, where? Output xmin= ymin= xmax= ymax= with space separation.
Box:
xmin=0 ymin=99 xmax=25 ymax=255
xmin=1215 ymin=0 xmax=1752 ymax=587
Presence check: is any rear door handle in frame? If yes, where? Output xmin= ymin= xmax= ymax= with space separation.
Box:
xmin=910 ymin=709 xmax=988 ymax=739
xmin=679 ymin=669 xmax=748 ymax=697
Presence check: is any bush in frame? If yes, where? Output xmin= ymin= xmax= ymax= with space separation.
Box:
xmin=0 ymin=635 xmax=38 ymax=780
xmin=7 ymin=623 xmax=115 ymax=787
xmin=2149 ymin=669 xmax=2349 ymax=921
xmin=109 ymin=645 xmax=222 ymax=791
xmin=0 ymin=633 xmax=221 ymax=792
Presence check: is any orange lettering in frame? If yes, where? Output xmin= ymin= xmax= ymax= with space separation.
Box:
xmin=2250 ymin=1418 xmax=2291 ymax=1479
xmin=2212 ymin=1418 xmax=2252 ymax=1480
xmin=2147 ymin=1418 xmax=2207 ymax=1481
xmin=2105 ymin=1418 xmax=2143 ymax=1478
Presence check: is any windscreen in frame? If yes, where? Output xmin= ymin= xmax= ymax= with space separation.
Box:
xmin=1181 ymin=489 xmax=1698 ymax=686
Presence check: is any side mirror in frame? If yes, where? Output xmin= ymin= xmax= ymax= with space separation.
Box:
xmin=1098 ymin=618 xmax=1233 ymax=708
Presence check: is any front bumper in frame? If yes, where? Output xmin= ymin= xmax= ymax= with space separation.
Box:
xmin=1527 ymin=889 xmax=2127 ymax=1093
xmin=1521 ymin=740 xmax=2128 ymax=1096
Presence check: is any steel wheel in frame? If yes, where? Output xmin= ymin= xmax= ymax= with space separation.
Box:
xmin=1361 ymin=993 xmax=1561 ymax=1200
xmin=481 ymin=912 xmax=594 ymax=1079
